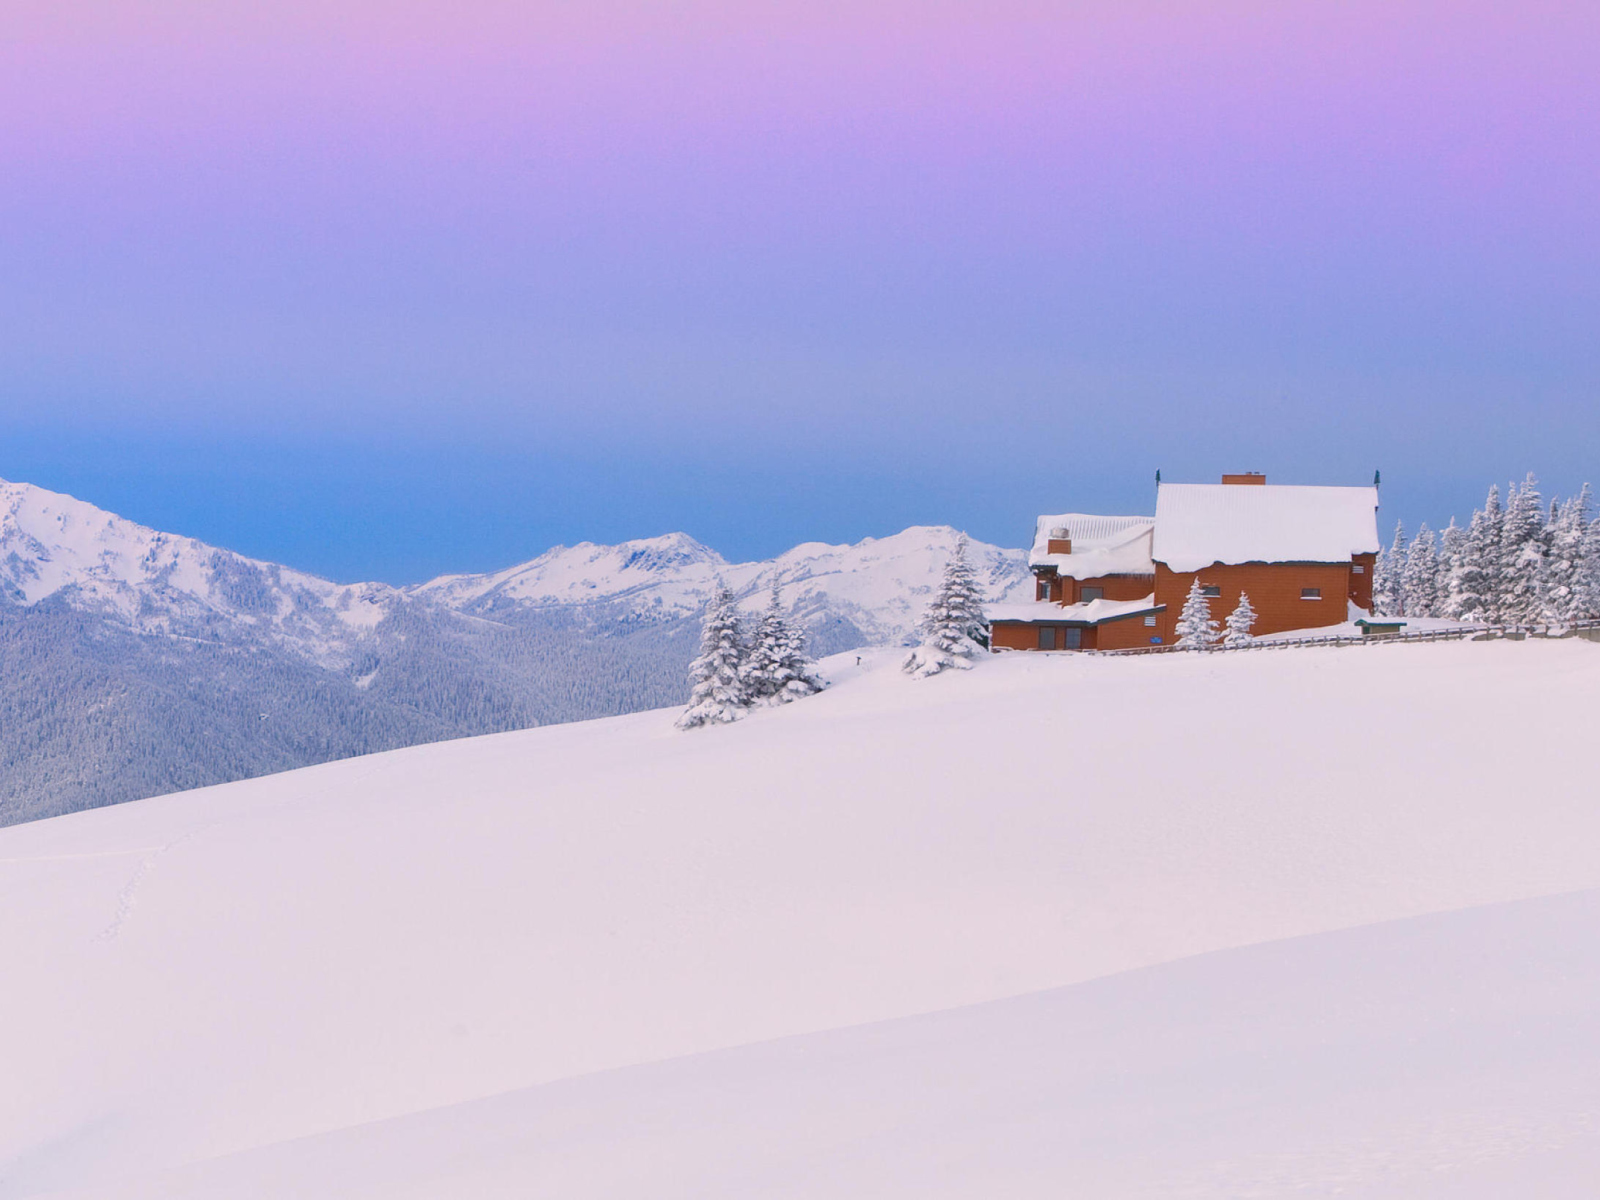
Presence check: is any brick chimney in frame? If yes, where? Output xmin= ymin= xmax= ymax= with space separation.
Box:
xmin=1221 ymin=472 xmax=1266 ymax=485
xmin=1045 ymin=526 xmax=1072 ymax=554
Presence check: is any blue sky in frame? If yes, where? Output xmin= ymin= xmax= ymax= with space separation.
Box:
xmin=3 ymin=1 xmax=1597 ymax=582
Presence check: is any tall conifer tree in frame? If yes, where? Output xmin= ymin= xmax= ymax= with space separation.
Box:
xmin=903 ymin=535 xmax=991 ymax=677
xmin=677 ymin=584 xmax=751 ymax=728
xmin=1499 ymin=473 xmax=1547 ymax=623
xmin=1402 ymin=524 xmax=1441 ymax=618
xmin=1456 ymin=485 xmax=1502 ymax=623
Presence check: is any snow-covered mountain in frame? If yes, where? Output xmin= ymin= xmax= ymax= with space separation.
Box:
xmin=410 ymin=525 xmax=1029 ymax=646
xmin=0 ymin=479 xmax=400 ymax=668
xmin=0 ymin=477 xmax=1029 ymax=823
xmin=3 ymin=640 xmax=1597 ymax=1197
xmin=2 ymin=477 xmax=1029 ymax=659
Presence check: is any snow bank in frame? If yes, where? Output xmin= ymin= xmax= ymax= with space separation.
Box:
xmin=2 ymin=640 xmax=1598 ymax=1196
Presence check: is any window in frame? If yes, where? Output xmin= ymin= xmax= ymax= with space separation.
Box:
xmin=1301 ymin=587 xmax=1322 ymax=600
xmin=1038 ymin=627 xmax=1056 ymax=650
xmin=1036 ymin=579 xmax=1049 ymax=601
xmin=1080 ymin=586 xmax=1104 ymax=602
xmin=1143 ymin=615 xmax=1157 ymax=627
xmin=1352 ymin=564 xmax=1365 ymax=574
xmin=1063 ymin=627 xmax=1082 ymax=649
xmin=1200 ymin=584 xmax=1221 ymax=598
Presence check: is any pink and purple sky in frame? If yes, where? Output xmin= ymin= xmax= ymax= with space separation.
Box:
xmin=3 ymin=1 xmax=1597 ymax=579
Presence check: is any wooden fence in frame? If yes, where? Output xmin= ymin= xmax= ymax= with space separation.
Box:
xmin=1093 ymin=618 xmax=1600 ymax=657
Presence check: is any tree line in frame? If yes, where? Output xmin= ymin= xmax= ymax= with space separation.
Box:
xmin=1373 ymin=474 xmax=1599 ymax=623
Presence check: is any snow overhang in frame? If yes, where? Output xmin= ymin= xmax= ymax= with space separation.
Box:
xmin=989 ymin=596 xmax=1164 ymax=627
xmin=1027 ymin=514 xmax=1156 ymax=580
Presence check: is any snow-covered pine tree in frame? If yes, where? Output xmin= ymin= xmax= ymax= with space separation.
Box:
xmin=1499 ymin=473 xmax=1547 ymax=624
xmin=1223 ymin=591 xmax=1257 ymax=647
xmin=744 ymin=578 xmax=826 ymax=704
xmin=676 ymin=584 xmax=751 ymax=728
xmin=1174 ymin=579 xmax=1221 ymax=650
xmin=1578 ymin=505 xmax=1600 ymax=619
xmin=1401 ymin=523 xmax=1441 ymax=618
xmin=1439 ymin=518 xmax=1468 ymax=618
xmin=1455 ymin=486 xmax=1502 ymax=623
xmin=1373 ymin=521 xmax=1407 ymax=616
xmin=1541 ymin=485 xmax=1591 ymax=625
xmin=903 ymin=535 xmax=991 ymax=678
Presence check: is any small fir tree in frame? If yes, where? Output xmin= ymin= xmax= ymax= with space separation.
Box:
xmin=1174 ymin=579 xmax=1221 ymax=650
xmin=744 ymin=579 xmax=826 ymax=704
xmin=677 ymin=584 xmax=751 ymax=728
xmin=903 ymin=535 xmax=991 ymax=677
xmin=1223 ymin=591 xmax=1257 ymax=647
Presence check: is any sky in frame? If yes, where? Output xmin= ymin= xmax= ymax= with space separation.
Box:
xmin=2 ymin=0 xmax=1598 ymax=582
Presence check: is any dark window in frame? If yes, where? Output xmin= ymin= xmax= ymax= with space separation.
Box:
xmin=1301 ymin=587 xmax=1322 ymax=600
xmin=1063 ymin=627 xmax=1082 ymax=649
xmin=1080 ymin=586 xmax=1104 ymax=602
xmin=1038 ymin=627 xmax=1056 ymax=650
xmin=1200 ymin=584 xmax=1221 ymax=598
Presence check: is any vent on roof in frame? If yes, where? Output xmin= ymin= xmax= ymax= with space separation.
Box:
xmin=1222 ymin=473 xmax=1266 ymax=485
xmin=1045 ymin=526 xmax=1072 ymax=555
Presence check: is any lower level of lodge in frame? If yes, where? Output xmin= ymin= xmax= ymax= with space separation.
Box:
xmin=990 ymin=558 xmax=1376 ymax=651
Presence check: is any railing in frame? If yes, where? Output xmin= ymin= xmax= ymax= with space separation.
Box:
xmin=1092 ymin=618 xmax=1600 ymax=657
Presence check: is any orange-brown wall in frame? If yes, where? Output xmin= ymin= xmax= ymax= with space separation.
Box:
xmin=1096 ymin=613 xmax=1163 ymax=649
xmin=1151 ymin=561 xmax=1358 ymax=643
xmin=991 ymin=612 xmax=1163 ymax=652
xmin=1040 ymin=573 xmax=1154 ymax=604
xmin=991 ymin=622 xmax=1040 ymax=651
xmin=1350 ymin=552 xmax=1375 ymax=611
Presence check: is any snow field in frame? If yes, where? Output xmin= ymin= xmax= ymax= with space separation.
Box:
xmin=1 ymin=639 xmax=1598 ymax=1196
xmin=66 ymin=889 xmax=1600 ymax=1199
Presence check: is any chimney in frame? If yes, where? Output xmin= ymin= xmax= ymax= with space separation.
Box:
xmin=1221 ymin=472 xmax=1266 ymax=485
xmin=1045 ymin=526 xmax=1072 ymax=555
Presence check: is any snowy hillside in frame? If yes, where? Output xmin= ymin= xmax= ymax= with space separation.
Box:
xmin=2 ymin=639 xmax=1597 ymax=1197
xmin=0 ymin=476 xmax=1027 ymax=823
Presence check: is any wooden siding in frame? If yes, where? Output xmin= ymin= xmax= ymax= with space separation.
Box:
xmin=1151 ymin=560 xmax=1359 ymax=643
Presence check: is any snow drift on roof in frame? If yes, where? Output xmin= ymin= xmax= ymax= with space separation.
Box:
xmin=1027 ymin=513 xmax=1155 ymax=579
xmin=988 ymin=596 xmax=1161 ymax=626
xmin=1151 ymin=484 xmax=1380 ymax=572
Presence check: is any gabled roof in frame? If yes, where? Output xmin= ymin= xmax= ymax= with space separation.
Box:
xmin=1151 ymin=483 xmax=1380 ymax=572
xmin=1028 ymin=513 xmax=1155 ymax=580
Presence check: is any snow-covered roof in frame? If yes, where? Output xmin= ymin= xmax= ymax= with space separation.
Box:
xmin=988 ymin=595 xmax=1161 ymax=626
xmin=1150 ymin=484 xmax=1380 ymax=572
xmin=1027 ymin=513 xmax=1155 ymax=580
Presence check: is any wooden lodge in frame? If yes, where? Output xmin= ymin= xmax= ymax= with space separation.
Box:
xmin=989 ymin=474 xmax=1380 ymax=651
